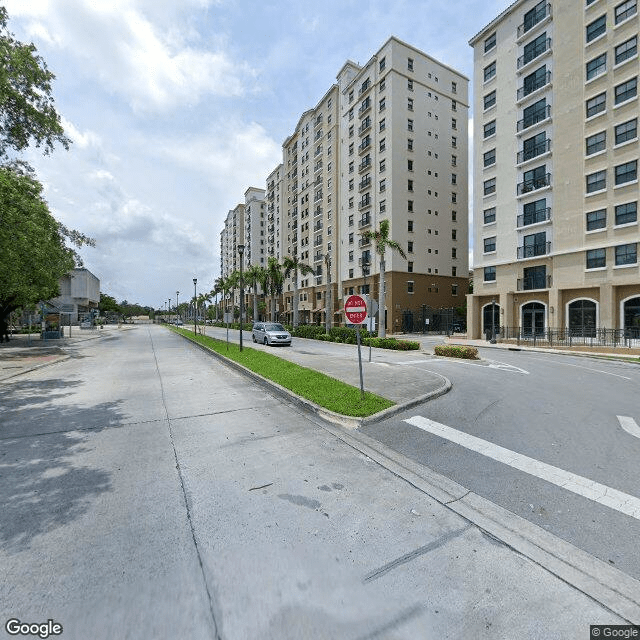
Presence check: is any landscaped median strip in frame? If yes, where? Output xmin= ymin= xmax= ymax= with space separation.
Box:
xmin=168 ymin=326 xmax=395 ymax=418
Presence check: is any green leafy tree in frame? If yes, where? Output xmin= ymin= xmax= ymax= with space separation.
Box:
xmin=260 ymin=258 xmax=283 ymax=322
xmin=361 ymin=219 xmax=406 ymax=338
xmin=99 ymin=293 xmax=121 ymax=316
xmin=0 ymin=7 xmax=70 ymax=161
xmin=245 ymin=264 xmax=265 ymax=323
xmin=283 ymin=255 xmax=314 ymax=328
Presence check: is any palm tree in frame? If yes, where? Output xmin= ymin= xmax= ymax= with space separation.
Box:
xmin=361 ymin=219 xmax=406 ymax=338
xmin=260 ymin=257 xmax=284 ymax=322
xmin=245 ymin=264 xmax=265 ymax=322
xmin=225 ymin=271 xmax=240 ymax=320
xmin=212 ymin=276 xmax=225 ymax=321
xmin=283 ymin=255 xmax=315 ymax=328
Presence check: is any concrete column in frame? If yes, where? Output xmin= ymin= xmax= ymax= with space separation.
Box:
xmin=548 ymin=287 xmax=561 ymax=329
xmin=599 ymin=283 xmax=615 ymax=329
xmin=466 ymin=294 xmax=480 ymax=339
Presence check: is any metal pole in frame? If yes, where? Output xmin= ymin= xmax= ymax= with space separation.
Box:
xmin=491 ymin=298 xmax=497 ymax=344
xmin=363 ymin=260 xmax=371 ymax=362
xmin=176 ymin=291 xmax=180 ymax=325
xmin=238 ymin=245 xmax=244 ymax=351
xmin=356 ymin=324 xmax=365 ymax=400
xmin=193 ymin=278 xmax=197 ymax=335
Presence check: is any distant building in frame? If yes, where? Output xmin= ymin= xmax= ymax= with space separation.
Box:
xmin=51 ymin=267 xmax=100 ymax=323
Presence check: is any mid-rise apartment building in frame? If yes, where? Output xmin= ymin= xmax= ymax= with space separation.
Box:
xmin=468 ymin=0 xmax=639 ymax=339
xmin=220 ymin=203 xmax=244 ymax=282
xmin=243 ymin=187 xmax=266 ymax=269
xmin=220 ymin=36 xmax=470 ymax=331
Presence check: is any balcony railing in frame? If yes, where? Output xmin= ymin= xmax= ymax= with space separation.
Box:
xmin=314 ymin=221 xmax=323 ymax=231
xmin=517 ymin=274 xmax=552 ymax=290
xmin=517 ymin=105 xmax=551 ymax=132
xmin=358 ymin=99 xmax=371 ymax=116
xmin=358 ymin=196 xmax=371 ymax=210
xmin=517 ymin=37 xmax=551 ymax=69
xmin=358 ymin=237 xmax=371 ymax=248
xmin=517 ymin=70 xmax=551 ymax=100
xmin=358 ymin=138 xmax=371 ymax=154
xmin=517 ymin=138 xmax=551 ymax=163
xmin=359 ymin=215 xmax=371 ymax=228
xmin=517 ymin=3 xmax=551 ymax=38
xmin=517 ymin=172 xmax=551 ymax=195
xmin=517 ymin=241 xmax=551 ymax=259
xmin=359 ymin=176 xmax=371 ymax=191
xmin=358 ymin=80 xmax=371 ymax=97
xmin=517 ymin=207 xmax=551 ymax=227
xmin=359 ymin=157 xmax=371 ymax=173
xmin=314 ymin=237 xmax=323 ymax=247
xmin=358 ymin=119 xmax=371 ymax=135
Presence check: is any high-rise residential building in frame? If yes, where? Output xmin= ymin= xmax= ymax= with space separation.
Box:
xmin=468 ymin=0 xmax=639 ymax=339
xmin=220 ymin=36 xmax=469 ymax=330
xmin=243 ymin=187 xmax=266 ymax=269
xmin=337 ymin=37 xmax=469 ymax=334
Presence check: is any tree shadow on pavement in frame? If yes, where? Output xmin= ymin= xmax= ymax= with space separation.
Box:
xmin=0 ymin=378 xmax=126 ymax=553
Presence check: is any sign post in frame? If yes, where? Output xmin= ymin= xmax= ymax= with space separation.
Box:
xmin=345 ymin=295 xmax=367 ymax=399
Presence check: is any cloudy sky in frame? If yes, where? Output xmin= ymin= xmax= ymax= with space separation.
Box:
xmin=5 ymin=0 xmax=508 ymax=307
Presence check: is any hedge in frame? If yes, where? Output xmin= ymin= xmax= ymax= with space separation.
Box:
xmin=434 ymin=345 xmax=479 ymax=359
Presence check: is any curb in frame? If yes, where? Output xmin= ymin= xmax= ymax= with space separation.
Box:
xmin=172 ymin=329 xmax=452 ymax=428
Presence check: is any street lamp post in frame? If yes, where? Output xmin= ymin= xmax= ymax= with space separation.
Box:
xmin=193 ymin=278 xmax=197 ymax=335
xmin=491 ymin=297 xmax=497 ymax=344
xmin=238 ymin=245 xmax=245 ymax=351
xmin=168 ymin=299 xmax=171 ymax=323
xmin=176 ymin=291 xmax=180 ymax=325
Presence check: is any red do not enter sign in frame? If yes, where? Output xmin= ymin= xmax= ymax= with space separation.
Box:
xmin=344 ymin=294 xmax=367 ymax=324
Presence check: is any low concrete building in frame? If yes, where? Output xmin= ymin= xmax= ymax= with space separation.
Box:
xmin=51 ymin=268 xmax=100 ymax=323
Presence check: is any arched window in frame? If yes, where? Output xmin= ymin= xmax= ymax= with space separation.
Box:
xmin=522 ymin=302 xmax=545 ymax=336
xmin=482 ymin=302 xmax=500 ymax=339
xmin=568 ymin=299 xmax=597 ymax=336
xmin=624 ymin=297 xmax=640 ymax=338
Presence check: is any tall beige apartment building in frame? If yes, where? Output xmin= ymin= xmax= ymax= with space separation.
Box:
xmin=468 ymin=0 xmax=640 ymax=339
xmin=221 ymin=37 xmax=469 ymax=331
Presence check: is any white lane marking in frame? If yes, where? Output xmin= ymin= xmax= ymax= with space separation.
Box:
xmin=554 ymin=362 xmax=632 ymax=380
xmin=618 ymin=415 xmax=640 ymax=440
xmin=486 ymin=359 xmax=530 ymax=375
xmin=404 ymin=415 xmax=640 ymax=521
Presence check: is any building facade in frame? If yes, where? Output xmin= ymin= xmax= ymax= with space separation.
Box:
xmin=468 ymin=0 xmax=640 ymax=339
xmin=51 ymin=267 xmax=100 ymax=322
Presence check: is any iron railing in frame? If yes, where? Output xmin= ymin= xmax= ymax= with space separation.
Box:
xmin=498 ymin=326 xmax=640 ymax=348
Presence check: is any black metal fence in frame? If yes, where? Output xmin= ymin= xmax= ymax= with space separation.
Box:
xmin=497 ymin=326 xmax=640 ymax=349
xmin=399 ymin=307 xmax=465 ymax=335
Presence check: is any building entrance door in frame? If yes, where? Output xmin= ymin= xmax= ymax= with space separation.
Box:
xmin=522 ymin=302 xmax=545 ymax=336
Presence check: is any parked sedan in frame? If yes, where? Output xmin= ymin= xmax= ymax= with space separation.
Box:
xmin=252 ymin=322 xmax=292 ymax=346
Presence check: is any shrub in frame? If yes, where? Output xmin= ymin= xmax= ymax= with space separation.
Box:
xmin=434 ymin=345 xmax=479 ymax=359
xmin=363 ymin=337 xmax=420 ymax=351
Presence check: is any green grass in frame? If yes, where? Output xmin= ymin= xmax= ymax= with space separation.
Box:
xmin=169 ymin=327 xmax=395 ymax=417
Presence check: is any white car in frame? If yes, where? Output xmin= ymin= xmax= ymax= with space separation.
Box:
xmin=252 ymin=322 xmax=291 ymax=346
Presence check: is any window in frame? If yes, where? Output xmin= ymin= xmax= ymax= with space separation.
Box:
xmin=522 ymin=1 xmax=548 ymax=34
xmin=407 ymin=200 xmax=414 ymax=212
xmin=408 ymin=79 xmax=413 ymax=91
xmin=451 ymin=118 xmax=457 ymax=130
xmin=407 ymin=138 xmax=413 ymax=151
xmin=484 ymin=90 xmax=496 ymax=110
xmin=586 ymin=92 xmax=606 ymax=118
xmin=407 ymin=281 xmax=414 ymax=294
xmin=586 ymin=130 xmax=606 ymax=155
xmin=452 ymin=81 xmax=457 ymax=93
xmin=379 ymin=118 xmax=385 ymax=132
xmin=484 ymin=266 xmax=496 ymax=282
xmin=522 ymin=32 xmax=549 ymax=66
xmin=615 ymin=0 xmax=637 ymax=23
xmin=615 ymin=37 xmax=637 ymax=66
xmin=407 ymin=241 xmax=414 ymax=253
xmin=451 ymin=192 xmax=457 ymax=203
xmin=522 ymin=198 xmax=548 ymax=225
xmin=522 ymin=65 xmax=549 ymax=96
xmin=616 ymin=201 xmax=637 ymax=225
xmin=586 ymin=53 xmax=607 ymax=81
xmin=407 ymin=118 xmax=414 ymax=131
xmin=615 ymin=243 xmax=637 ymax=265
xmin=451 ymin=154 xmax=457 ymax=167
xmin=521 ymin=131 xmax=548 ymax=162
xmin=587 ymin=169 xmax=606 ymax=192
xmin=586 ymin=15 xmax=606 ymax=43
xmin=452 ymin=99 xmax=457 ymax=111
xmin=452 ymin=210 xmax=457 ymax=221
xmin=586 ymin=209 xmax=607 ymax=230
xmin=484 ymin=236 xmax=496 ymax=253
xmin=521 ymin=98 xmax=548 ymax=129
xmin=407 ymin=57 xmax=414 ymax=71
xmin=408 ymin=98 xmax=414 ymax=111
xmin=615 ymin=77 xmax=637 ymax=104
xmin=484 ymin=61 xmax=496 ymax=82
xmin=451 ymin=173 xmax=457 ymax=184
xmin=452 ymin=229 xmax=457 ymax=240
xmin=379 ymin=178 xmax=386 ymax=192
xmin=407 ymin=220 xmax=413 ymax=232
xmin=522 ymin=265 xmax=546 ymax=289
xmin=452 ymin=248 xmax=457 ymax=259
xmin=484 ymin=32 xmax=496 ymax=53
xmin=484 ymin=207 xmax=496 ymax=224
xmin=407 ymin=159 xmax=413 ymax=172
xmin=406 ymin=261 xmax=413 ymax=274
xmin=451 ymin=136 xmax=457 ymax=148
xmin=484 ymin=120 xmax=496 ymax=138
xmin=379 ymin=138 xmax=386 ymax=152
xmin=586 ymin=248 xmax=606 ymax=268
xmin=615 ymin=160 xmax=637 ymax=185
xmin=408 ymin=179 xmax=414 ymax=192
xmin=349 ymin=232 xmax=354 ymax=244
xmin=484 ymin=148 xmax=496 ymax=167
xmin=379 ymin=57 xmax=386 ymax=72
xmin=616 ymin=118 xmax=637 ymax=144
xmin=349 ymin=251 xmax=354 ymax=262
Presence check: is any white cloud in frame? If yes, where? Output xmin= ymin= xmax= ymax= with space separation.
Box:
xmin=5 ymin=0 xmax=255 ymax=112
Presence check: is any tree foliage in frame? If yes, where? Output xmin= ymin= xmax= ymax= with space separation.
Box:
xmin=0 ymin=7 xmax=70 ymax=161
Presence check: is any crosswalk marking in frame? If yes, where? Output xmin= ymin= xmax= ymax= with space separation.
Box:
xmin=404 ymin=415 xmax=640 ymax=521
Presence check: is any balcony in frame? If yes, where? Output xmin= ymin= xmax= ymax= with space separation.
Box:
xmin=517 ymin=241 xmax=551 ymax=259
xmin=314 ymin=130 xmax=322 ymax=141
xmin=314 ymin=237 xmax=323 ymax=247
xmin=517 ymin=70 xmax=551 ymax=101
xmin=358 ymin=119 xmax=371 ymax=135
xmin=314 ymin=176 xmax=322 ymax=187
xmin=358 ymin=99 xmax=371 ymax=116
xmin=358 ymin=79 xmax=371 ymax=97
xmin=314 ymin=115 xmax=322 ymax=128
xmin=314 ymin=206 xmax=322 ymax=217
xmin=358 ymin=214 xmax=371 ymax=228
xmin=358 ymin=196 xmax=371 ymax=210
xmin=358 ymin=237 xmax=371 ymax=248
xmin=314 ymin=252 xmax=323 ymax=262
xmin=359 ymin=157 xmax=372 ymax=173
xmin=358 ymin=137 xmax=371 ymax=154
xmin=268 ymin=224 xmax=275 ymax=234
xmin=517 ymin=3 xmax=551 ymax=38
xmin=517 ymin=274 xmax=552 ymax=291
xmin=517 ymin=105 xmax=551 ymax=132
xmin=313 ymin=190 xmax=323 ymax=203
xmin=517 ymin=172 xmax=551 ymax=195
xmin=517 ymin=138 xmax=551 ymax=163
xmin=517 ymin=37 xmax=551 ymax=69
xmin=313 ymin=221 xmax=323 ymax=232
xmin=359 ymin=176 xmax=371 ymax=191
xmin=517 ymin=207 xmax=551 ymax=227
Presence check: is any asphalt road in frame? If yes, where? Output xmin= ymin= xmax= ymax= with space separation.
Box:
xmin=361 ymin=346 xmax=640 ymax=581
xmin=0 ymin=326 xmax=626 ymax=639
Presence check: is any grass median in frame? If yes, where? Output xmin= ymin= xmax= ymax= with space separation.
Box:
xmin=169 ymin=326 xmax=395 ymax=417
